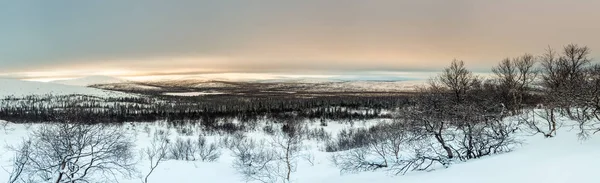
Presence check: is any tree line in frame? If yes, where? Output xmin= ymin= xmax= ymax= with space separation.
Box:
xmin=0 ymin=93 xmax=407 ymax=133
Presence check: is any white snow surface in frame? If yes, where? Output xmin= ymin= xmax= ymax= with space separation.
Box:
xmin=95 ymin=83 xmax=163 ymax=91
xmin=0 ymin=78 xmax=132 ymax=98
xmin=315 ymin=80 xmax=426 ymax=92
xmin=1 ymin=118 xmax=599 ymax=183
xmin=51 ymin=75 xmax=126 ymax=86
xmin=323 ymin=131 xmax=599 ymax=183
xmin=162 ymin=91 xmax=226 ymax=96
xmin=193 ymin=82 xmax=236 ymax=88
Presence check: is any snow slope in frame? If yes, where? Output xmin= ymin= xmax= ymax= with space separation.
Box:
xmin=320 ymin=130 xmax=599 ymax=183
xmin=315 ymin=80 xmax=426 ymax=92
xmin=51 ymin=75 xmax=126 ymax=86
xmin=1 ymin=119 xmax=598 ymax=183
xmin=162 ymin=91 xmax=226 ymax=96
xmin=0 ymin=78 xmax=132 ymax=98
xmin=131 ymin=126 xmax=600 ymax=183
xmin=94 ymin=83 xmax=163 ymax=91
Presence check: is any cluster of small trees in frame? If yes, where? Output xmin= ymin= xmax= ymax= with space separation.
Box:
xmin=537 ymin=45 xmax=600 ymax=138
xmin=227 ymin=122 xmax=306 ymax=183
xmin=4 ymin=122 xmax=225 ymax=183
xmin=330 ymin=44 xmax=598 ymax=175
xmin=168 ymin=136 xmax=221 ymax=162
xmin=329 ymin=59 xmax=522 ymax=174
xmin=139 ymin=129 xmax=221 ymax=183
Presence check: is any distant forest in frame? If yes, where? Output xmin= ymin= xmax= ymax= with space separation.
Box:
xmin=0 ymin=93 xmax=408 ymax=130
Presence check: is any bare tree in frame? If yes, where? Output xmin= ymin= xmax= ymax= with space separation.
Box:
xmin=580 ymin=64 xmax=600 ymax=135
xmin=230 ymin=123 xmax=305 ymax=183
xmin=541 ymin=45 xmax=591 ymax=108
xmin=514 ymin=54 xmax=537 ymax=96
xmin=330 ymin=122 xmax=445 ymax=175
xmin=402 ymin=87 xmax=456 ymax=160
xmin=169 ymin=138 xmax=196 ymax=161
xmin=195 ymin=135 xmax=221 ymax=162
xmin=270 ymin=123 xmax=304 ymax=182
xmin=436 ymin=59 xmax=478 ymax=103
xmin=12 ymin=123 xmax=137 ymax=183
xmin=519 ymin=106 xmax=560 ymax=138
xmin=452 ymin=102 xmax=520 ymax=160
xmin=167 ymin=135 xmax=221 ymax=162
xmin=403 ymin=59 xmax=520 ymax=163
xmin=5 ymin=139 xmax=32 ymax=183
xmin=492 ymin=54 xmax=537 ymax=113
xmin=539 ymin=44 xmax=594 ymax=138
xmin=1 ymin=120 xmax=10 ymax=134
xmin=141 ymin=130 xmax=170 ymax=183
xmin=230 ymin=135 xmax=277 ymax=183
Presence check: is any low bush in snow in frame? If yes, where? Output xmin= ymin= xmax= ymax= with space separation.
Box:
xmin=168 ymin=136 xmax=221 ymax=162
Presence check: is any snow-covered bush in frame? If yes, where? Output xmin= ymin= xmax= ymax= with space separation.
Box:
xmin=230 ymin=123 xmax=306 ymax=183
xmin=8 ymin=123 xmax=137 ymax=183
xmin=304 ymin=127 xmax=332 ymax=142
xmin=168 ymin=136 xmax=221 ymax=162
xmin=230 ymin=136 xmax=278 ymax=183
xmin=330 ymin=122 xmax=444 ymax=175
xmin=169 ymin=137 xmax=196 ymax=161
xmin=519 ymin=107 xmax=561 ymax=138
xmin=195 ymin=135 xmax=221 ymax=162
xmin=325 ymin=128 xmax=371 ymax=152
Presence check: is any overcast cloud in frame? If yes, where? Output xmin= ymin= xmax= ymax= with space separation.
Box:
xmin=1 ymin=0 xmax=599 ymax=79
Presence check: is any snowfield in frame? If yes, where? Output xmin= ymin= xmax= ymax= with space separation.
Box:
xmin=163 ymin=91 xmax=227 ymax=96
xmin=310 ymin=80 xmax=426 ymax=92
xmin=322 ymin=130 xmax=599 ymax=183
xmin=0 ymin=79 xmax=133 ymax=98
xmin=1 ymin=119 xmax=598 ymax=183
xmin=50 ymin=76 xmax=126 ymax=86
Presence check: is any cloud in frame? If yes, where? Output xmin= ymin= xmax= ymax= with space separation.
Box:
xmin=1 ymin=0 xmax=599 ymax=77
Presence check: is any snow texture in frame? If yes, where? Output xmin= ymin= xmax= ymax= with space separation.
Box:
xmin=0 ymin=79 xmax=132 ymax=98
xmin=1 ymin=119 xmax=598 ymax=183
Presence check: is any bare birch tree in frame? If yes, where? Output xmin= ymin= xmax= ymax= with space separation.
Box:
xmin=10 ymin=123 xmax=137 ymax=183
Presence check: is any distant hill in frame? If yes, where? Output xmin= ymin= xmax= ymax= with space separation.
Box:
xmin=51 ymin=75 xmax=126 ymax=86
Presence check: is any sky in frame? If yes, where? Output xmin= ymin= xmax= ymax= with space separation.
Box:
xmin=1 ymin=0 xmax=599 ymax=81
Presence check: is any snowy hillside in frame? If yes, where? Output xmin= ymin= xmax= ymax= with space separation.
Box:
xmin=0 ymin=120 xmax=597 ymax=183
xmin=51 ymin=75 xmax=126 ymax=86
xmin=0 ymin=78 xmax=132 ymax=98
xmin=311 ymin=80 xmax=426 ymax=92
xmin=94 ymin=83 xmax=163 ymax=91
xmin=322 ymin=129 xmax=599 ymax=183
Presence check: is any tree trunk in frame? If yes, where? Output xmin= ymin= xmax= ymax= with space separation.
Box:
xmin=550 ymin=109 xmax=557 ymax=136
xmin=55 ymin=161 xmax=66 ymax=183
xmin=434 ymin=133 xmax=454 ymax=159
xmin=285 ymin=142 xmax=292 ymax=182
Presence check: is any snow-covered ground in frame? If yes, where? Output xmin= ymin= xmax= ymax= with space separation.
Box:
xmin=0 ymin=78 xmax=132 ymax=98
xmin=1 ymin=118 xmax=598 ymax=183
xmin=309 ymin=80 xmax=426 ymax=92
xmin=0 ymin=78 xmax=596 ymax=183
xmin=50 ymin=76 xmax=126 ymax=86
xmin=323 ymin=129 xmax=599 ymax=183
xmin=95 ymin=83 xmax=163 ymax=91
xmin=162 ymin=91 xmax=227 ymax=96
